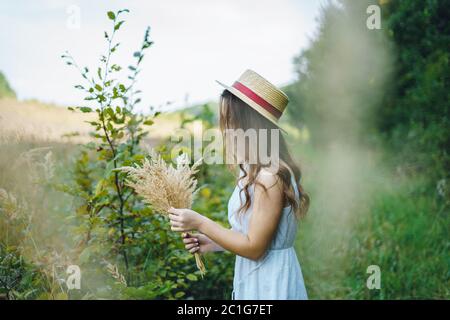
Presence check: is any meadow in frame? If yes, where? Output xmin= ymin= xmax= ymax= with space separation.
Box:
xmin=0 ymin=97 xmax=447 ymax=299
xmin=1 ymin=1 xmax=448 ymax=300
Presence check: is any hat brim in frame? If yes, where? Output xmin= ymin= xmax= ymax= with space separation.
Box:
xmin=215 ymin=80 xmax=287 ymax=134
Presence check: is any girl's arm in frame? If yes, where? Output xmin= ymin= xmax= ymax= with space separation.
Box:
xmin=169 ymin=173 xmax=284 ymax=261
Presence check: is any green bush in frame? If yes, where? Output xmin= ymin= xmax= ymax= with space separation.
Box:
xmin=378 ymin=0 xmax=450 ymax=181
xmin=0 ymin=9 xmax=234 ymax=300
xmin=59 ymin=10 xmax=235 ymax=299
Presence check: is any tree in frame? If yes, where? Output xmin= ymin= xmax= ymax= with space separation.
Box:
xmin=378 ymin=0 xmax=450 ymax=180
xmin=0 ymin=71 xmax=16 ymax=99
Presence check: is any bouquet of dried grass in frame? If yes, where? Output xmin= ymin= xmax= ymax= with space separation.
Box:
xmin=119 ymin=151 xmax=206 ymax=276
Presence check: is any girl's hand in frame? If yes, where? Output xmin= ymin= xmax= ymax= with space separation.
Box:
xmin=168 ymin=207 xmax=206 ymax=232
xmin=182 ymin=233 xmax=216 ymax=254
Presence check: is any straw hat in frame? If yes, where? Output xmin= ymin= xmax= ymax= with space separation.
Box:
xmin=216 ymin=69 xmax=289 ymax=128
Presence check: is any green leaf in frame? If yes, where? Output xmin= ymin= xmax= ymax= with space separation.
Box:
xmin=107 ymin=11 xmax=116 ymax=20
xmin=79 ymin=107 xmax=93 ymax=113
xmin=143 ymin=119 xmax=154 ymax=126
xmin=111 ymin=64 xmax=121 ymax=72
xmin=112 ymin=87 xmax=119 ymax=98
xmin=111 ymin=43 xmax=120 ymax=53
xmin=94 ymin=179 xmax=107 ymax=197
xmin=114 ymin=21 xmax=125 ymax=31
xmin=186 ymin=274 xmax=198 ymax=281
xmin=105 ymin=107 xmax=115 ymax=118
xmin=132 ymin=154 xmax=145 ymax=162
xmin=95 ymin=84 xmax=103 ymax=91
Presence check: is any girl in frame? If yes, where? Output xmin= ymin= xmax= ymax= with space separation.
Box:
xmin=168 ymin=70 xmax=309 ymax=300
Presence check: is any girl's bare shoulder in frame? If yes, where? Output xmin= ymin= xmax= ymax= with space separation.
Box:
xmin=257 ymin=167 xmax=282 ymax=190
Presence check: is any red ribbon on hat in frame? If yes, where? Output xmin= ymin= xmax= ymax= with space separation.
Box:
xmin=232 ymin=81 xmax=282 ymax=119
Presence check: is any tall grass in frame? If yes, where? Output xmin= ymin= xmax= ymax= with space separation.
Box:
xmin=295 ymin=143 xmax=449 ymax=299
xmin=0 ymin=130 xmax=81 ymax=299
xmin=345 ymin=174 xmax=449 ymax=299
xmin=1 ymin=98 xmax=448 ymax=299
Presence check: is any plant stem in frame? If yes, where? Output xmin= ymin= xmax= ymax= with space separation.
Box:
xmin=99 ymin=17 xmax=130 ymax=274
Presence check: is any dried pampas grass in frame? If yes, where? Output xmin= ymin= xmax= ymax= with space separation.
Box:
xmin=105 ymin=261 xmax=127 ymax=286
xmin=119 ymin=151 xmax=206 ymax=276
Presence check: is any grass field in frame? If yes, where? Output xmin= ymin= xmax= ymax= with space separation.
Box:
xmin=0 ymin=98 xmax=448 ymax=299
xmin=0 ymin=98 xmax=186 ymax=145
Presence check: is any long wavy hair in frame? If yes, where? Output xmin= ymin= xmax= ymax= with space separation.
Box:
xmin=219 ymin=90 xmax=310 ymax=218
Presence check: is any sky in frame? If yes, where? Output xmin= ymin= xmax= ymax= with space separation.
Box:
xmin=0 ymin=0 xmax=323 ymax=111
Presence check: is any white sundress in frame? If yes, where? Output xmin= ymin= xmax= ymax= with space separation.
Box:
xmin=227 ymin=168 xmax=308 ymax=300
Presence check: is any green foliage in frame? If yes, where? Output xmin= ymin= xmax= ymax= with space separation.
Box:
xmin=4 ymin=2 xmax=447 ymax=301
xmin=0 ymin=71 xmax=16 ymax=99
xmin=378 ymin=0 xmax=450 ymax=181
xmin=0 ymin=246 xmax=45 ymax=300
xmin=288 ymin=0 xmax=449 ymax=299
xmin=156 ymin=106 xmax=235 ymax=299
xmin=58 ymin=9 xmax=234 ymax=299
xmin=297 ymin=155 xmax=449 ymax=299
xmin=0 ymin=9 xmax=234 ymax=301
xmin=345 ymin=175 xmax=449 ymax=299
xmin=288 ymin=0 xmax=449 ymax=180
xmin=187 ymin=163 xmax=235 ymax=299
xmin=180 ymin=103 xmax=218 ymax=129
xmin=0 ymin=142 xmax=78 ymax=300
xmin=59 ymin=9 xmax=202 ymax=299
